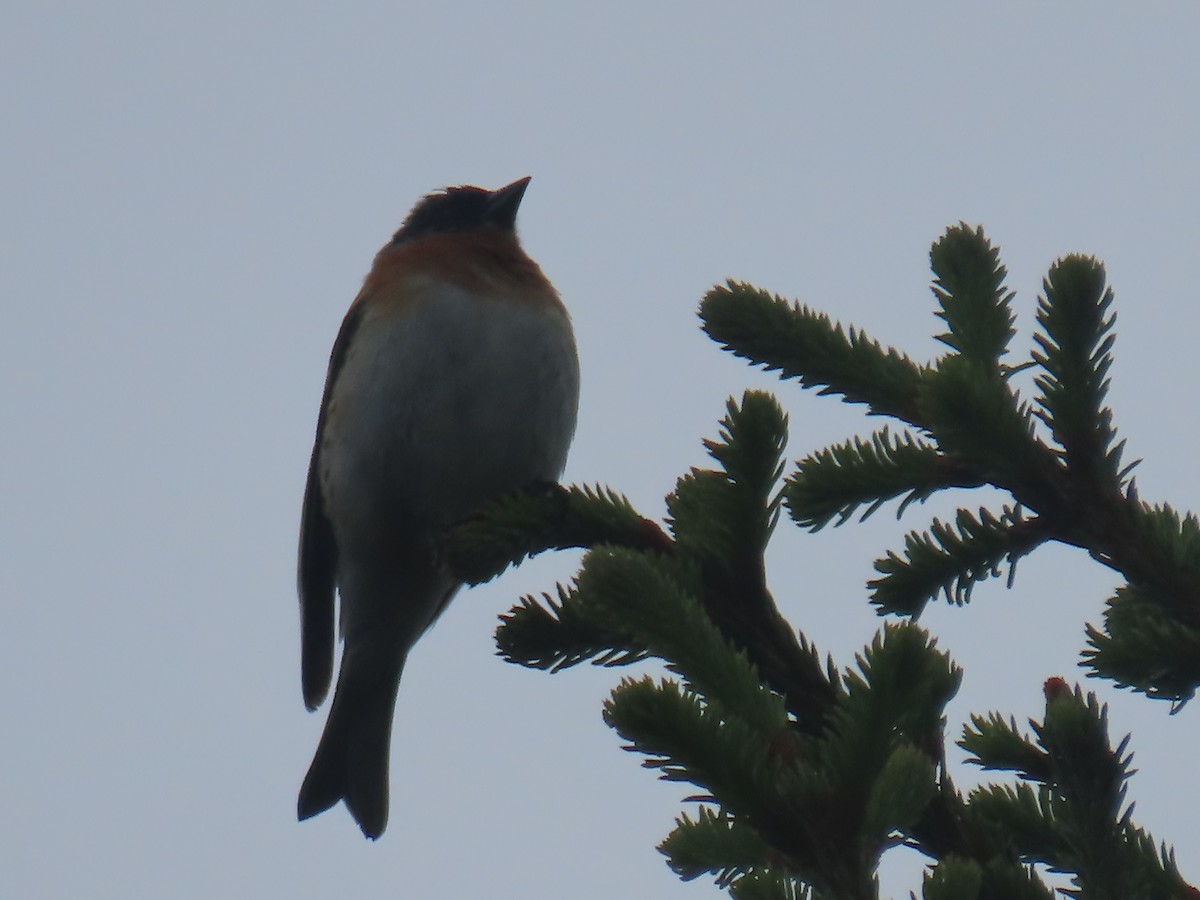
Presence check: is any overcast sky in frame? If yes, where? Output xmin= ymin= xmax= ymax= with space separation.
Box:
xmin=4 ymin=4 xmax=1197 ymax=897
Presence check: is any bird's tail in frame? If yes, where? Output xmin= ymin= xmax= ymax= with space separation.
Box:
xmin=297 ymin=653 xmax=405 ymax=839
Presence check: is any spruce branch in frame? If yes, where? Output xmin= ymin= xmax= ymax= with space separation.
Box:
xmin=705 ymin=391 xmax=790 ymax=513
xmin=728 ymin=870 xmax=808 ymax=900
xmin=659 ymin=807 xmax=777 ymax=887
xmin=602 ymin=677 xmax=785 ymax=813
xmin=930 ymin=223 xmax=1016 ymax=368
xmin=669 ymin=390 xmax=786 ymax=560
xmin=700 ymin=225 xmax=1200 ymax=700
xmin=920 ymin=854 xmax=1058 ymax=900
xmin=962 ymin=782 xmax=1065 ymax=863
xmin=959 ymin=680 xmax=1193 ymax=898
xmin=1031 ymin=254 xmax=1121 ymax=484
xmin=785 ymin=427 xmax=985 ymax=531
xmin=920 ymin=857 xmax=984 ymax=900
xmin=667 ymin=392 xmax=840 ymax=731
xmin=959 ymin=712 xmax=1051 ymax=783
xmin=574 ymin=548 xmax=791 ymax=734
xmin=1074 ymin=503 xmax=1200 ymax=633
xmin=1083 ymin=584 xmax=1200 ymax=705
xmin=701 ymin=282 xmax=928 ymax=422
xmin=827 ymin=624 xmax=961 ymax=785
xmin=495 ymin=583 xmax=647 ymax=671
xmin=868 ymin=507 xmax=1044 ymax=616
xmin=603 ymin=676 xmax=845 ymax=889
xmin=445 ymin=482 xmax=670 ymax=585
xmin=449 ymin=222 xmax=1200 ymax=896
xmin=916 ymin=355 xmax=1057 ymax=498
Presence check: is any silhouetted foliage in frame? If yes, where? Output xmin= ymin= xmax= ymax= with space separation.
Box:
xmin=447 ymin=225 xmax=1198 ymax=899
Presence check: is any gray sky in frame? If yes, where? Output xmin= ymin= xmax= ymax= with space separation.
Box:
xmin=4 ymin=3 xmax=1197 ymax=897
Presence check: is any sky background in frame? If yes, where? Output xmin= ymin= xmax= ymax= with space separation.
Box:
xmin=4 ymin=3 xmax=1198 ymax=897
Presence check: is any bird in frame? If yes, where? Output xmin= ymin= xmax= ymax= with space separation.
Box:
xmin=296 ymin=177 xmax=579 ymax=839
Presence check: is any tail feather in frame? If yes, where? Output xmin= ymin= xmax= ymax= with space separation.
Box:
xmin=298 ymin=656 xmax=404 ymax=839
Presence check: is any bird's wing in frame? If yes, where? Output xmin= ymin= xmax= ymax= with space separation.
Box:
xmin=298 ymin=298 xmax=367 ymax=710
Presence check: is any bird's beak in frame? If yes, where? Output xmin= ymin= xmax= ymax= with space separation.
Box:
xmin=486 ymin=176 xmax=532 ymax=228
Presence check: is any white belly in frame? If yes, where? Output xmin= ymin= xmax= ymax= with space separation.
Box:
xmin=319 ymin=284 xmax=579 ymax=544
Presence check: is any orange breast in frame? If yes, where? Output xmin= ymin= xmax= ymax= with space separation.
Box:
xmin=362 ymin=230 xmax=559 ymax=305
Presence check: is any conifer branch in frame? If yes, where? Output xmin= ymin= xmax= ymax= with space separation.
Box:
xmin=1083 ymin=584 xmax=1200 ymax=704
xmin=575 ymin=548 xmax=791 ymax=733
xmin=1031 ymin=255 xmax=1120 ymax=483
xmin=700 ymin=282 xmax=928 ymax=422
xmin=869 ymin=507 xmax=1044 ymax=616
xmin=666 ymin=392 xmax=840 ymax=731
xmin=495 ymin=584 xmax=647 ymax=671
xmin=960 ymin=681 xmax=1194 ymax=898
xmin=930 ymin=224 xmax=1016 ymax=368
xmin=445 ymin=482 xmax=671 ymax=585
xmin=727 ymin=870 xmax=806 ymax=900
xmin=916 ymin=355 xmax=1058 ymax=499
xmin=785 ymin=428 xmax=984 ymax=531
xmin=703 ymin=225 xmax=1200 ymax=699
xmin=456 ymin=224 xmax=1199 ymax=896
xmin=659 ymin=807 xmax=776 ymax=887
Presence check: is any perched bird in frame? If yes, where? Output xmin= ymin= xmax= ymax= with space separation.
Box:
xmin=297 ymin=177 xmax=579 ymax=838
